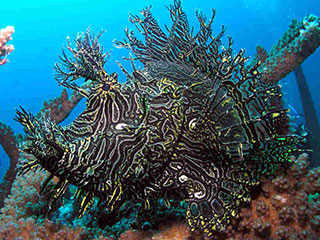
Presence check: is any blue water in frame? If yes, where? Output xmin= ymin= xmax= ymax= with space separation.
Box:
xmin=0 ymin=0 xmax=319 ymax=178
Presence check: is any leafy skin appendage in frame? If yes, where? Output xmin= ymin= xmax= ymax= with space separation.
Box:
xmin=15 ymin=0 xmax=299 ymax=236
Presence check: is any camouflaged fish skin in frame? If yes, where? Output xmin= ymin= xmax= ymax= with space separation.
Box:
xmin=15 ymin=0 xmax=299 ymax=236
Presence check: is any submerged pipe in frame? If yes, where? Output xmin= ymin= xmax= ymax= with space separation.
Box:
xmin=294 ymin=65 xmax=320 ymax=167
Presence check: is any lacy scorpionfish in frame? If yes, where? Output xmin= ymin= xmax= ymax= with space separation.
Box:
xmin=16 ymin=0 xmax=299 ymax=236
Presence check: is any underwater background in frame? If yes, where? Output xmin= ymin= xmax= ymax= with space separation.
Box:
xmin=0 ymin=0 xmax=320 ymax=239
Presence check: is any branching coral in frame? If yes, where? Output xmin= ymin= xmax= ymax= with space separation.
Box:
xmin=0 ymin=26 xmax=14 ymax=65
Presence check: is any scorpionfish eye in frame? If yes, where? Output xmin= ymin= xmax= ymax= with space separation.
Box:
xmin=101 ymin=72 xmax=118 ymax=91
xmin=102 ymin=83 xmax=110 ymax=91
xmin=91 ymin=72 xmax=120 ymax=99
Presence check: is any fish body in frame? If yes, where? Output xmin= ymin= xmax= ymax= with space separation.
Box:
xmin=16 ymin=0 xmax=299 ymax=236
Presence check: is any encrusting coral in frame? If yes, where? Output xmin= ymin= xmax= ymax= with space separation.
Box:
xmin=252 ymin=14 xmax=320 ymax=84
xmin=224 ymin=153 xmax=320 ymax=240
xmin=39 ymin=88 xmax=83 ymax=123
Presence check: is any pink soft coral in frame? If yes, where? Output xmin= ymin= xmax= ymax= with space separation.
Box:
xmin=0 ymin=26 xmax=14 ymax=65
xmin=0 ymin=168 xmax=88 ymax=239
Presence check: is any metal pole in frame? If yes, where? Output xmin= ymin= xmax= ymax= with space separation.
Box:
xmin=294 ymin=65 xmax=320 ymax=167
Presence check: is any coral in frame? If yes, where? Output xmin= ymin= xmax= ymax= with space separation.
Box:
xmin=39 ymin=88 xmax=83 ymax=124
xmin=0 ymin=163 xmax=192 ymax=239
xmin=151 ymin=222 xmax=191 ymax=240
xmin=0 ymin=26 xmax=84 ymax=239
xmin=254 ymin=14 xmax=320 ymax=84
xmin=0 ymin=122 xmax=20 ymax=209
xmin=0 ymin=88 xmax=83 ymax=208
xmin=0 ymin=87 xmax=83 ymax=207
xmin=118 ymin=229 xmax=151 ymax=240
xmin=0 ymin=217 xmax=86 ymax=240
xmin=306 ymin=167 xmax=320 ymax=194
xmin=222 ymin=153 xmax=320 ymax=240
xmin=0 ymin=165 xmax=47 ymax=221
xmin=252 ymin=219 xmax=271 ymax=238
xmin=0 ymin=26 xmax=14 ymax=65
xmin=0 ymin=164 xmax=99 ymax=240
